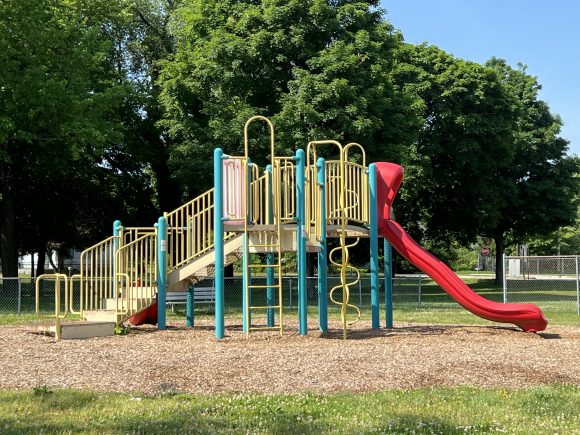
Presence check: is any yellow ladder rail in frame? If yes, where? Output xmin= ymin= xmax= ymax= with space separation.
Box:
xmin=243 ymin=116 xmax=285 ymax=336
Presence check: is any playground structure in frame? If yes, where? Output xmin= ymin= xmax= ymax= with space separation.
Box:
xmin=35 ymin=116 xmax=548 ymax=340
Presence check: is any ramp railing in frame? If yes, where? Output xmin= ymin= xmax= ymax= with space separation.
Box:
xmin=35 ymin=273 xmax=69 ymax=340
xmin=114 ymin=232 xmax=158 ymax=320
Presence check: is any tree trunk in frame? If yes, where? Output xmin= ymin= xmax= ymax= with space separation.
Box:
xmin=151 ymin=155 xmax=181 ymax=212
xmin=47 ymin=250 xmax=59 ymax=273
xmin=0 ymin=164 xmax=18 ymax=278
xmin=35 ymin=246 xmax=46 ymax=277
xmin=493 ymin=232 xmax=505 ymax=285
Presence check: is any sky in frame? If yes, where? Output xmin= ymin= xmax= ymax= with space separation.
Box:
xmin=380 ymin=0 xmax=580 ymax=156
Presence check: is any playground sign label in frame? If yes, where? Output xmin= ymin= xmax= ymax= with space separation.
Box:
xmin=481 ymin=246 xmax=490 ymax=256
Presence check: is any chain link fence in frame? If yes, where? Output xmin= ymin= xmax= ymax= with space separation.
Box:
xmin=6 ymin=259 xmax=578 ymax=321
xmin=0 ymin=277 xmax=39 ymax=315
xmin=504 ymin=255 xmax=580 ymax=316
xmin=184 ymin=275 xmax=439 ymax=318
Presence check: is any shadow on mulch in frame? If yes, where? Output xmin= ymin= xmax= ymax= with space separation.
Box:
xmin=538 ymin=332 xmax=561 ymax=339
xmin=321 ymin=324 xmax=528 ymax=340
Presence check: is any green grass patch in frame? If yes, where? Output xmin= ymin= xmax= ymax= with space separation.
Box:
xmin=0 ymin=386 xmax=578 ymax=434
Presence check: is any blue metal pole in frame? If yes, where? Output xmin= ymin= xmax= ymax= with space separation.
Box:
xmin=244 ymin=160 xmax=253 ymax=332
xmin=296 ymin=149 xmax=307 ymax=335
xmin=384 ymin=238 xmax=393 ymax=328
xmin=242 ymin=233 xmax=249 ymax=333
xmin=186 ymin=284 xmax=194 ymax=327
xmin=214 ymin=148 xmax=225 ymax=339
xmin=316 ymin=158 xmax=328 ymax=332
xmin=369 ymin=164 xmax=380 ymax=329
xmin=265 ymin=164 xmax=275 ymax=327
xmin=157 ymin=216 xmax=167 ymax=330
xmin=113 ymin=220 xmax=121 ymax=297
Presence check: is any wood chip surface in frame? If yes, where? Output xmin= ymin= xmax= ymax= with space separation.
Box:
xmin=1 ymin=320 xmax=579 ymax=394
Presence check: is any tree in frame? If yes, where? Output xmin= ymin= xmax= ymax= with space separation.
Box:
xmin=120 ymin=0 xmax=184 ymax=210
xmin=158 ymin=0 xmax=420 ymax=198
xmin=485 ymin=59 xmax=580 ymax=282
xmin=390 ymin=44 xmax=517 ymax=260
xmin=0 ymin=0 xmax=156 ymax=276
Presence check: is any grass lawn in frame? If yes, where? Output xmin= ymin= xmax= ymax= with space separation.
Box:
xmin=1 ymin=386 xmax=578 ymax=434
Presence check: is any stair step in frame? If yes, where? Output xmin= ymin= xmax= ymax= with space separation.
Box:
xmin=103 ymin=297 xmax=155 ymax=311
xmin=26 ymin=321 xmax=116 ymax=339
xmin=83 ymin=309 xmax=118 ymax=323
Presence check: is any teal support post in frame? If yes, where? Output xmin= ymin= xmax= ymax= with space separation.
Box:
xmin=369 ymin=164 xmax=380 ymax=329
xmin=316 ymin=158 xmax=328 ymax=332
xmin=157 ymin=216 xmax=167 ymax=330
xmin=384 ymin=238 xmax=393 ymax=328
xmin=265 ymin=164 xmax=275 ymax=327
xmin=295 ymin=149 xmax=307 ymax=335
xmin=242 ymin=160 xmax=253 ymax=332
xmin=112 ymin=220 xmax=121 ymax=295
xmin=186 ymin=284 xmax=194 ymax=327
xmin=242 ymin=233 xmax=249 ymax=333
xmin=214 ymin=148 xmax=225 ymax=339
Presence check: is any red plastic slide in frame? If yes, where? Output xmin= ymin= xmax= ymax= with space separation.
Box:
xmin=375 ymin=162 xmax=547 ymax=332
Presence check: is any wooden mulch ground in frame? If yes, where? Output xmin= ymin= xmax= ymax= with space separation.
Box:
xmin=1 ymin=320 xmax=579 ymax=395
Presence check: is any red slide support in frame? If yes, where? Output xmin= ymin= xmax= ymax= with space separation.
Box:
xmin=375 ymin=162 xmax=547 ymax=332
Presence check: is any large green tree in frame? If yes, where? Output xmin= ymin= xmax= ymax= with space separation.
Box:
xmin=0 ymin=0 xmax=156 ymax=276
xmin=485 ymin=59 xmax=579 ymax=279
xmin=159 ymin=0 xmax=420 ymax=198
xmin=391 ymin=44 xmax=517 ymax=263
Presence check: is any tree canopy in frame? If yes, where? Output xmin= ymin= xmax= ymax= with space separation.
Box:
xmin=0 ymin=0 xmax=578 ymax=277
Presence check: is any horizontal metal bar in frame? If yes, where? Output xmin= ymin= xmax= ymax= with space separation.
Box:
xmin=249 ymin=305 xmax=282 ymax=310
xmin=248 ymin=284 xmax=281 ymax=289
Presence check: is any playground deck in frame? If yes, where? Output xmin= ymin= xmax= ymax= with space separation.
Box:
xmin=4 ymin=321 xmax=579 ymax=394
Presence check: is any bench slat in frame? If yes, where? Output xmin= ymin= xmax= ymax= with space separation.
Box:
xmin=166 ymin=287 xmax=215 ymax=305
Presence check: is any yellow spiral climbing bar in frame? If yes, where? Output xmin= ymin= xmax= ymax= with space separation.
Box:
xmin=306 ymin=139 xmax=362 ymax=339
xmin=329 ymin=238 xmax=362 ymax=338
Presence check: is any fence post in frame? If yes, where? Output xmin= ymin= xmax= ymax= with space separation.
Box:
xmin=17 ymin=278 xmax=22 ymax=315
xmin=418 ymin=276 xmax=422 ymax=308
xmin=576 ymin=255 xmax=579 ymax=316
xmin=502 ymin=253 xmax=507 ymax=303
xmin=289 ymin=278 xmax=292 ymax=309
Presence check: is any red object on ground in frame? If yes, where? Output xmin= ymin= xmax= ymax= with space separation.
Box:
xmin=374 ymin=162 xmax=548 ymax=332
xmin=128 ymin=301 xmax=158 ymax=326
